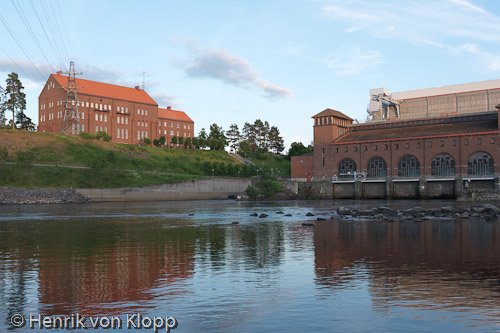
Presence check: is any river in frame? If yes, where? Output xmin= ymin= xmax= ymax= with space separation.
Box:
xmin=1 ymin=200 xmax=499 ymax=332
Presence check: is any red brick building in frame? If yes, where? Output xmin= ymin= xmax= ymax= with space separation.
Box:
xmin=38 ymin=72 xmax=194 ymax=145
xmin=158 ymin=107 xmax=194 ymax=147
xmin=292 ymin=82 xmax=500 ymax=199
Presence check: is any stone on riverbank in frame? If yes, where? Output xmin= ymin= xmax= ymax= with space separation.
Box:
xmin=0 ymin=188 xmax=90 ymax=205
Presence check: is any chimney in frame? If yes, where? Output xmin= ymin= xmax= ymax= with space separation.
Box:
xmin=56 ymin=71 xmax=62 ymax=76
xmin=135 ymin=86 xmax=141 ymax=90
xmin=167 ymin=106 xmax=171 ymax=110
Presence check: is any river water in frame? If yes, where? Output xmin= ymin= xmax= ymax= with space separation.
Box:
xmin=1 ymin=200 xmax=499 ymax=332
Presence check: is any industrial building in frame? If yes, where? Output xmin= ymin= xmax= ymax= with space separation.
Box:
xmin=37 ymin=71 xmax=194 ymax=146
xmin=291 ymin=80 xmax=500 ymax=199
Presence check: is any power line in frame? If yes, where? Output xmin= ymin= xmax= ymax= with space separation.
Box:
xmin=11 ymin=0 xmax=55 ymax=75
xmin=0 ymin=13 xmax=46 ymax=81
xmin=28 ymin=0 xmax=66 ymax=71
xmin=39 ymin=0 xmax=68 ymax=70
xmin=55 ymin=0 xmax=75 ymax=60
xmin=48 ymin=0 xmax=71 ymax=62
xmin=0 ymin=44 xmax=30 ymax=78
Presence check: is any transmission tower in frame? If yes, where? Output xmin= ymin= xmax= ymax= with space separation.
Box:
xmin=61 ymin=61 xmax=82 ymax=135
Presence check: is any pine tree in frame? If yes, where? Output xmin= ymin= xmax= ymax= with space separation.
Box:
xmin=5 ymin=73 xmax=26 ymax=130
xmin=242 ymin=122 xmax=257 ymax=151
xmin=0 ymin=86 xmax=6 ymax=128
xmin=269 ymin=126 xmax=285 ymax=154
xmin=226 ymin=123 xmax=241 ymax=153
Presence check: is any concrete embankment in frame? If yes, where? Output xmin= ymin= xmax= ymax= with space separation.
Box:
xmin=77 ymin=177 xmax=252 ymax=202
xmin=0 ymin=187 xmax=90 ymax=205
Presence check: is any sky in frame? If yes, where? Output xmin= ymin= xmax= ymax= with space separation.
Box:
xmin=1 ymin=0 xmax=500 ymax=151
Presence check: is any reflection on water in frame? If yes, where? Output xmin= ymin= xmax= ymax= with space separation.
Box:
xmin=1 ymin=200 xmax=500 ymax=331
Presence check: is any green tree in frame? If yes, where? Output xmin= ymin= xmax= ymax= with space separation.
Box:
xmin=287 ymin=142 xmax=313 ymax=159
xmin=226 ymin=123 xmax=241 ymax=152
xmin=207 ymin=123 xmax=227 ymax=150
xmin=158 ymin=136 xmax=166 ymax=146
xmin=16 ymin=112 xmax=36 ymax=131
xmin=268 ymin=126 xmax=284 ymax=154
xmin=0 ymin=86 xmax=6 ymax=129
xmin=5 ymin=73 xmax=26 ymax=130
xmin=171 ymin=135 xmax=178 ymax=147
xmin=197 ymin=128 xmax=208 ymax=149
xmin=96 ymin=131 xmax=111 ymax=142
xmin=184 ymin=137 xmax=192 ymax=149
xmin=242 ymin=122 xmax=257 ymax=151
xmin=178 ymin=136 xmax=184 ymax=147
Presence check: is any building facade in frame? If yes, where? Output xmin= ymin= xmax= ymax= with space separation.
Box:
xmin=157 ymin=107 xmax=194 ymax=147
xmin=38 ymin=72 xmax=193 ymax=145
xmin=292 ymin=80 xmax=500 ymax=199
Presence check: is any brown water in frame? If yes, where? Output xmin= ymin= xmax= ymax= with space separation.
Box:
xmin=1 ymin=200 xmax=499 ymax=332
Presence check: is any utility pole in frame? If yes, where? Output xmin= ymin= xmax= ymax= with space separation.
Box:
xmin=61 ymin=61 xmax=82 ymax=135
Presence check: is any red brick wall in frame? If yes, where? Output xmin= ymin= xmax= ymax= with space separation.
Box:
xmin=157 ymin=119 xmax=194 ymax=147
xmin=291 ymin=154 xmax=313 ymax=180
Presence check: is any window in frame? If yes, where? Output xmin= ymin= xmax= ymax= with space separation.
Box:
xmin=465 ymin=139 xmax=469 ymax=145
xmin=91 ymin=102 xmax=94 ymax=108
xmin=374 ymin=145 xmax=378 ymax=151
xmin=477 ymin=138 xmax=482 ymax=145
xmin=491 ymin=137 xmax=495 ymax=144
xmin=125 ymin=118 xmax=128 ymax=125
xmin=417 ymin=142 xmax=421 ymax=148
xmin=398 ymin=155 xmax=420 ymax=177
xmin=145 ymin=122 xmax=148 ymax=127
xmin=117 ymin=106 xmax=120 ymax=112
xmin=95 ymin=114 xmax=98 ymax=121
xmin=125 ymin=129 xmax=128 ymax=139
xmin=395 ymin=144 xmax=399 ymax=150
xmin=103 ymin=105 xmax=107 ymax=111
xmin=145 ymin=110 xmax=148 ymax=116
xmin=184 ymin=125 xmax=186 ymax=129
xmin=406 ymin=143 xmax=410 ymax=149
xmin=170 ymin=130 xmax=174 ymax=135
xmin=171 ymin=122 xmax=173 ymax=127
xmin=177 ymin=124 xmax=179 ymax=128
xmin=367 ymin=157 xmax=387 ymax=178
xmin=137 ymin=131 xmax=140 ymax=140
xmin=137 ymin=109 xmax=140 ymax=114
xmin=384 ymin=144 xmax=388 ymax=150
xmin=125 ymin=107 xmax=128 ymax=113
xmin=363 ymin=145 xmax=367 ymax=151
xmin=431 ymin=153 xmax=455 ymax=176
xmin=141 ymin=109 xmax=144 ymax=115
xmin=338 ymin=158 xmax=356 ymax=179
xmin=159 ymin=121 xmax=161 ymax=126
xmin=344 ymin=147 xmax=348 ymax=153
xmin=121 ymin=107 xmax=124 ymax=113
xmin=121 ymin=129 xmax=124 ymax=139
xmin=95 ymin=126 xmax=98 ymax=133
xmin=81 ymin=112 xmax=84 ymax=120
xmin=121 ymin=117 xmax=124 ymax=124
xmin=86 ymin=102 xmax=89 ymax=107
xmin=81 ymin=124 xmax=84 ymax=132
xmin=164 ymin=130 xmax=167 ymax=135
xmin=177 ymin=131 xmax=179 ymax=136
xmin=100 ymin=104 xmax=102 ymax=110
xmin=440 ymin=140 xmax=444 ymax=147
xmin=188 ymin=125 xmax=191 ymax=129
xmin=428 ymin=141 xmax=432 ymax=147
xmin=468 ymin=152 xmax=493 ymax=175
xmin=452 ymin=140 xmax=457 ymax=146
xmin=354 ymin=146 xmax=358 ymax=152
xmin=137 ymin=121 xmax=140 ymax=126
xmin=117 ymin=128 xmax=120 ymax=137
xmin=117 ymin=117 xmax=120 ymax=124
xmin=104 ymin=127 xmax=107 ymax=133
xmin=164 ymin=122 xmax=167 ymax=127
xmin=99 ymin=114 xmax=103 ymax=122
xmin=104 ymin=115 xmax=107 ymax=122
xmin=335 ymin=147 xmax=339 ymax=153
xmin=100 ymin=127 xmax=103 ymax=132
xmin=322 ymin=148 xmax=325 ymax=166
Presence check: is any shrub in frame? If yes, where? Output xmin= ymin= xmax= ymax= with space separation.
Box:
xmin=78 ymin=132 xmax=97 ymax=140
xmin=0 ymin=146 xmax=8 ymax=160
xmin=246 ymin=178 xmax=282 ymax=199
xmin=96 ymin=131 xmax=111 ymax=142
xmin=142 ymin=138 xmax=152 ymax=145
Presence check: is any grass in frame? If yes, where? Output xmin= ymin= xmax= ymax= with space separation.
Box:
xmin=244 ymin=152 xmax=291 ymax=177
xmin=0 ymin=130 xmax=277 ymax=188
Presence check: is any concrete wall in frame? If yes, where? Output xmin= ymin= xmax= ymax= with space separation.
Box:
xmin=362 ymin=182 xmax=386 ymax=199
xmin=426 ymin=180 xmax=455 ymax=199
xmin=77 ymin=177 xmax=251 ymax=202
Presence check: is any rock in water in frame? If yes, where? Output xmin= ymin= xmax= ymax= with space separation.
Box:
xmin=259 ymin=214 xmax=268 ymax=218
xmin=302 ymin=222 xmax=315 ymax=226
xmin=250 ymin=213 xmax=258 ymax=217
xmin=306 ymin=212 xmax=315 ymax=216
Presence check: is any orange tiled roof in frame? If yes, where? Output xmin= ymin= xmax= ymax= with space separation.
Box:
xmin=52 ymin=73 xmax=157 ymax=105
xmin=158 ymin=107 xmax=193 ymax=122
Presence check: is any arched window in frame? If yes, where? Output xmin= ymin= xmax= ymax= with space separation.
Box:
xmin=367 ymin=157 xmax=387 ymax=178
xmin=398 ymin=155 xmax=420 ymax=177
xmin=468 ymin=152 xmax=494 ymax=175
xmin=338 ymin=158 xmax=356 ymax=179
xmin=431 ymin=153 xmax=455 ymax=176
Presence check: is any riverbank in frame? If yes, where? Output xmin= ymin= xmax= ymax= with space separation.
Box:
xmin=0 ymin=187 xmax=90 ymax=204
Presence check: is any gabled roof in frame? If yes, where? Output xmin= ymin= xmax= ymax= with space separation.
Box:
xmin=312 ymin=108 xmax=353 ymax=120
xmin=158 ymin=107 xmax=193 ymax=122
xmin=52 ymin=73 xmax=157 ymax=105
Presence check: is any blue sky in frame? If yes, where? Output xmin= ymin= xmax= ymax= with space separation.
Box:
xmin=1 ymin=0 xmax=500 ymax=150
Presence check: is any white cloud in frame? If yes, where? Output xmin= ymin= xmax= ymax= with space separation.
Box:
xmin=179 ymin=42 xmax=292 ymax=100
xmin=321 ymin=0 xmax=500 ymax=43
xmin=284 ymin=43 xmax=308 ymax=56
xmin=150 ymin=93 xmax=177 ymax=108
xmin=324 ymin=46 xmax=384 ymax=76
xmin=0 ymin=58 xmax=52 ymax=83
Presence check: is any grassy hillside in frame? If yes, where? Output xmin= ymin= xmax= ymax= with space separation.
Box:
xmin=244 ymin=152 xmax=291 ymax=177
xmin=0 ymin=130 xmax=262 ymax=188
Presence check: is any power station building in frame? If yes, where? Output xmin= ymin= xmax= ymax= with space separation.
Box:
xmin=37 ymin=71 xmax=194 ymax=145
xmin=291 ymin=80 xmax=500 ymax=199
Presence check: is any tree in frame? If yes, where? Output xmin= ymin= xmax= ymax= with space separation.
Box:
xmin=242 ymin=122 xmax=257 ymax=151
xmin=226 ymin=123 xmax=241 ymax=153
xmin=268 ymin=126 xmax=284 ymax=154
xmin=184 ymin=137 xmax=192 ymax=149
xmin=178 ymin=136 xmax=184 ymax=147
xmin=0 ymin=86 xmax=6 ymax=129
xmin=16 ymin=112 xmax=36 ymax=131
xmin=287 ymin=142 xmax=313 ymax=159
xmin=207 ymin=123 xmax=227 ymax=150
xmin=197 ymin=128 xmax=208 ymax=149
xmin=5 ymin=73 xmax=26 ymax=130
xmin=171 ymin=135 xmax=178 ymax=147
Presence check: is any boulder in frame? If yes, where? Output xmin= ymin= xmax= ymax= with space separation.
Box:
xmin=259 ymin=214 xmax=269 ymax=218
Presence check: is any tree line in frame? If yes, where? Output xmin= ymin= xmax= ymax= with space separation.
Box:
xmin=0 ymin=72 xmax=35 ymax=131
